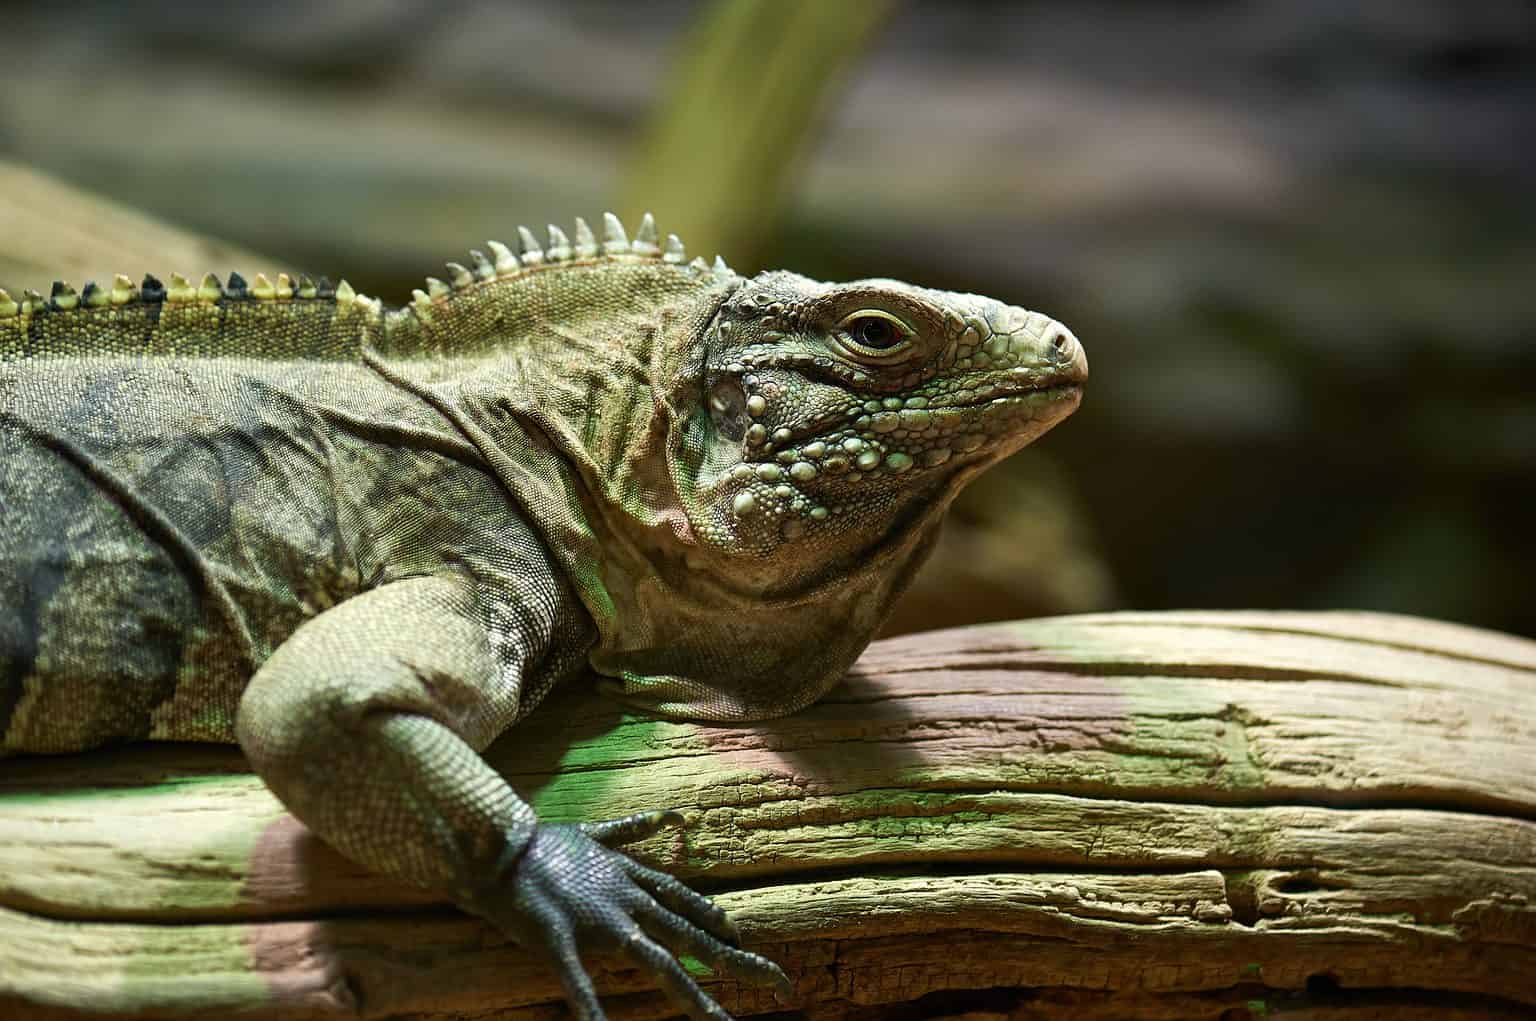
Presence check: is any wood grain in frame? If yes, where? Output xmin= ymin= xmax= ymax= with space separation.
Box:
xmin=2 ymin=611 xmax=1532 ymax=1019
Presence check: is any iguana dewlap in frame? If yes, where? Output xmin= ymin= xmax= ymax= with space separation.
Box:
xmin=0 ymin=213 xmax=1085 ymax=1020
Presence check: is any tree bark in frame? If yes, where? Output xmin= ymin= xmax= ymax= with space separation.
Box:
xmin=2 ymin=611 xmax=1533 ymax=1020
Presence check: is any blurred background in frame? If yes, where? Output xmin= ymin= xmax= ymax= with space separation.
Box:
xmin=1 ymin=0 xmax=1531 ymax=638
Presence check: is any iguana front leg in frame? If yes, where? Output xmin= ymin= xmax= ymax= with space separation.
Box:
xmin=235 ymin=574 xmax=788 ymax=1019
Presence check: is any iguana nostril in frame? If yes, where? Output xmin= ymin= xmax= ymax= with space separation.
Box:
xmin=1048 ymin=328 xmax=1075 ymax=359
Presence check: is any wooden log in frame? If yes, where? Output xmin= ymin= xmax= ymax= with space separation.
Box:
xmin=1 ymin=610 xmax=1533 ymax=1019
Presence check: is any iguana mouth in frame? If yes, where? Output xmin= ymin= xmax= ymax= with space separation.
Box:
xmin=749 ymin=374 xmax=1087 ymax=460
xmin=932 ymin=379 xmax=1083 ymax=412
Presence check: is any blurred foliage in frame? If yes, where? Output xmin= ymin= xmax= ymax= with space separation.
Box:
xmin=625 ymin=0 xmax=895 ymax=269
xmin=0 ymin=0 xmax=1530 ymax=636
xmin=0 ymin=160 xmax=274 ymax=297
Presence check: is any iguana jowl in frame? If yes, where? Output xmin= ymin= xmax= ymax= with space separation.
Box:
xmin=0 ymin=212 xmax=1086 ymax=1019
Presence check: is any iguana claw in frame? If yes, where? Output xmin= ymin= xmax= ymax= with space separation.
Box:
xmin=499 ymin=812 xmax=789 ymax=1020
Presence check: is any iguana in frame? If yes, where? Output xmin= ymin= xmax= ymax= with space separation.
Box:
xmin=0 ymin=212 xmax=1086 ymax=1020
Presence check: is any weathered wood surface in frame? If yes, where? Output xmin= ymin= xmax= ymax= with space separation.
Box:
xmin=1 ymin=611 xmax=1533 ymax=1020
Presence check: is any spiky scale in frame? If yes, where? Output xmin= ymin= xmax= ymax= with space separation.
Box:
xmin=469 ymin=250 xmax=496 ymax=281
xmin=50 ymin=281 xmax=79 ymax=311
xmin=22 ymin=289 xmax=45 ymax=315
xmin=250 ymin=274 xmax=276 ymax=301
xmin=199 ymin=273 xmax=224 ymax=301
xmin=424 ymin=277 xmax=450 ymax=301
xmin=410 ymin=287 xmax=430 ymax=310
xmin=166 ymin=273 xmax=197 ymax=303
xmin=663 ymin=234 xmax=687 ymax=264
xmin=0 ymin=289 xmax=16 ymax=317
xmin=573 ymin=217 xmax=599 ymax=258
xmin=487 ymin=240 xmax=519 ymax=275
xmin=688 ymin=256 xmax=709 ymax=273
xmin=141 ymin=275 xmax=167 ymax=303
xmin=334 ymin=279 xmax=356 ymax=304
xmin=602 ymin=212 xmax=629 ymax=255
xmin=315 ymin=276 xmax=336 ymax=299
xmin=296 ymin=275 xmax=317 ymax=300
xmin=713 ymin=255 xmax=732 ymax=275
xmin=446 ymin=262 xmax=475 ymax=288
xmin=517 ymin=226 xmax=544 ymax=266
xmin=275 ymin=273 xmax=295 ymax=300
xmin=546 ymin=224 xmax=572 ymax=261
xmin=82 ymin=281 xmax=109 ymax=308
xmin=225 ymin=272 xmax=249 ymax=299
xmin=111 ymin=274 xmax=138 ymax=305
xmin=632 ymin=212 xmax=660 ymax=256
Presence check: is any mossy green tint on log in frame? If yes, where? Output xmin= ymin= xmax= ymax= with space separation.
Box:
xmin=2 ymin=611 xmax=1532 ymax=1019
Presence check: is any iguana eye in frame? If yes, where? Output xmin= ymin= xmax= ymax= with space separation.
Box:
xmin=835 ymin=310 xmax=915 ymax=360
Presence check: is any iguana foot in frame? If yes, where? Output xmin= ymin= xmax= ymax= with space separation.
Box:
xmin=487 ymin=810 xmax=790 ymax=1020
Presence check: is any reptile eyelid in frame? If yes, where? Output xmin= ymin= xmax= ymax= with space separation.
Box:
xmin=833 ymin=309 xmax=917 ymax=363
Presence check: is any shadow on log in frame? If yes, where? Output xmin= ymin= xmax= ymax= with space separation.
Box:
xmin=2 ymin=611 xmax=1533 ymax=1019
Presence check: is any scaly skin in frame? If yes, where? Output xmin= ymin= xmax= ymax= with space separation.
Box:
xmin=0 ymin=212 xmax=1086 ymax=1019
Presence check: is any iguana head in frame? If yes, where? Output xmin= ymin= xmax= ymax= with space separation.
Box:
xmin=595 ymin=251 xmax=1086 ymax=720
xmin=676 ymin=270 xmax=1086 ymax=568
xmin=397 ymin=214 xmax=1085 ymax=720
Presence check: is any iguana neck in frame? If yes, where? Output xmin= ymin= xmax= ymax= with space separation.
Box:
xmin=378 ymin=258 xmax=739 ymax=534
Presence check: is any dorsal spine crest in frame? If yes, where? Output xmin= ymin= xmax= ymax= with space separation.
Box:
xmin=0 ymin=212 xmax=734 ymax=362
xmin=404 ymin=211 xmax=737 ymax=315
